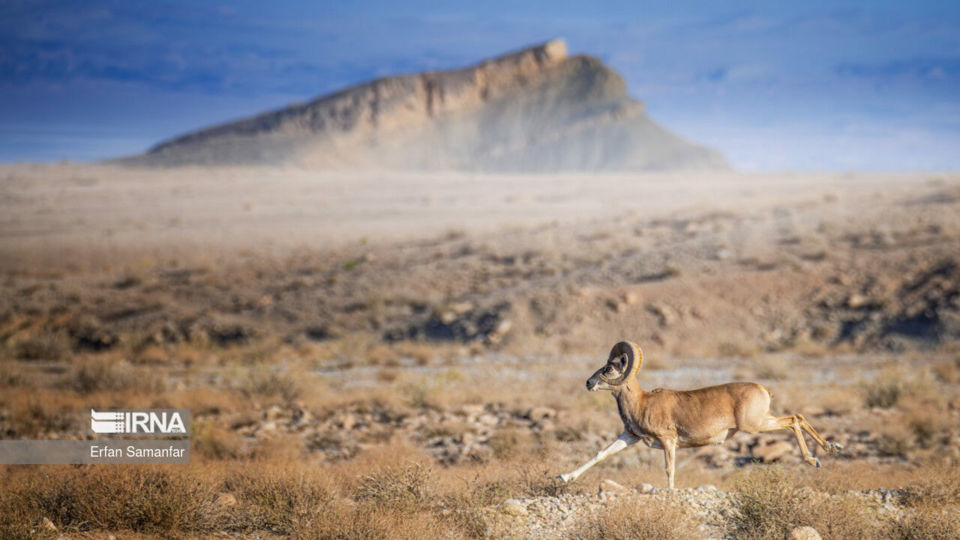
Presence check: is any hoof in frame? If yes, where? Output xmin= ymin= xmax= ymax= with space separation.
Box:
xmin=556 ymin=474 xmax=570 ymax=483
xmin=829 ymin=442 xmax=844 ymax=453
xmin=814 ymin=458 xmax=822 ymax=468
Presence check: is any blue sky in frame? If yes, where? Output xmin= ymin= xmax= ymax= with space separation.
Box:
xmin=2 ymin=0 xmax=959 ymax=171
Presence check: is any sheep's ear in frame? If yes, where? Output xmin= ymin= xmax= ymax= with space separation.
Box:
xmin=613 ymin=354 xmax=627 ymax=371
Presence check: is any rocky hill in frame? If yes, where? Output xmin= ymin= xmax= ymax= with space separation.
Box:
xmin=121 ymin=40 xmax=727 ymax=171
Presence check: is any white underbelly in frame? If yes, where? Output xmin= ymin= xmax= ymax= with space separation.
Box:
xmin=678 ymin=429 xmax=734 ymax=448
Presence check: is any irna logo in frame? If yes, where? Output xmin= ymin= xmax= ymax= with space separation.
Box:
xmin=91 ymin=409 xmax=188 ymax=435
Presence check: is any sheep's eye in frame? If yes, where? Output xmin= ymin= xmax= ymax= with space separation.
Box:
xmin=604 ymin=366 xmax=614 ymax=374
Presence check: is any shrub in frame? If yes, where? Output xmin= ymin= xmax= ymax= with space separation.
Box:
xmin=730 ymin=468 xmax=880 ymax=540
xmin=355 ymin=462 xmax=432 ymax=513
xmin=15 ymin=332 xmax=71 ymax=361
xmin=224 ymin=466 xmax=332 ymax=535
xmin=862 ymin=372 xmax=904 ymax=408
xmin=239 ymin=367 xmax=302 ymax=403
xmin=63 ymin=358 xmax=165 ymax=394
xmin=568 ymin=497 xmax=701 ymax=540
xmin=0 ymin=466 xmax=218 ymax=535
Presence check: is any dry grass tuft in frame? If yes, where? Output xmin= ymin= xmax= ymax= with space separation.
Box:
xmin=238 ymin=366 xmax=303 ymax=403
xmin=193 ymin=420 xmax=245 ymax=460
xmin=730 ymin=468 xmax=881 ymax=540
xmin=355 ymin=462 xmax=433 ymax=512
xmin=63 ymin=357 xmax=165 ymax=394
xmin=888 ymin=503 xmax=960 ymax=539
xmin=14 ymin=332 xmax=71 ymax=361
xmin=223 ymin=466 xmax=333 ymax=535
xmin=567 ymin=497 xmax=702 ymax=540
xmin=862 ymin=370 xmax=905 ymax=408
xmin=0 ymin=466 xmax=218 ymax=536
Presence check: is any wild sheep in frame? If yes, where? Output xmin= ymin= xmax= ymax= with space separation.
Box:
xmin=557 ymin=341 xmax=842 ymax=488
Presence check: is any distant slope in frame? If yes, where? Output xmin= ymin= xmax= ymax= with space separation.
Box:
xmin=120 ymin=40 xmax=728 ymax=171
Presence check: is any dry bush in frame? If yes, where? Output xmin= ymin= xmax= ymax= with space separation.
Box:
xmin=62 ymin=357 xmax=165 ymax=394
xmin=238 ymin=366 xmax=302 ymax=403
xmin=1 ymin=390 xmax=81 ymax=437
xmin=223 ymin=466 xmax=333 ymax=535
xmin=730 ymin=468 xmax=881 ymax=540
xmin=0 ymin=357 xmax=22 ymax=387
xmin=488 ymin=426 xmax=537 ymax=459
xmin=567 ymin=497 xmax=701 ymax=540
xmin=518 ymin=463 xmax=569 ymax=498
xmin=888 ymin=503 xmax=960 ymax=539
xmin=900 ymin=466 xmax=960 ymax=507
xmin=0 ymin=466 xmax=218 ymax=536
xmin=863 ymin=371 xmax=904 ymax=408
xmin=876 ymin=424 xmax=913 ymax=458
xmin=902 ymin=399 xmax=955 ymax=448
xmin=752 ymin=355 xmax=790 ymax=380
xmin=932 ymin=358 xmax=960 ymax=383
xmin=193 ymin=420 xmax=244 ymax=460
xmin=14 ymin=331 xmax=71 ymax=361
xmin=442 ymin=476 xmax=519 ymax=538
xmin=354 ymin=462 xmax=433 ymax=512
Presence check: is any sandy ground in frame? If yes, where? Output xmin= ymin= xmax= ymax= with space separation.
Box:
xmin=1 ymin=163 xmax=951 ymax=258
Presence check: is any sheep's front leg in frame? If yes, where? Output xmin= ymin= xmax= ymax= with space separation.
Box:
xmin=558 ymin=432 xmax=638 ymax=483
xmin=661 ymin=437 xmax=677 ymax=489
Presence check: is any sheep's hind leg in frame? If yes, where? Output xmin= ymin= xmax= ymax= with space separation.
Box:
xmin=756 ymin=415 xmax=821 ymax=467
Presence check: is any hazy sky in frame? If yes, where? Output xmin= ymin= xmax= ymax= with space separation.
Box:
xmin=2 ymin=0 xmax=959 ymax=171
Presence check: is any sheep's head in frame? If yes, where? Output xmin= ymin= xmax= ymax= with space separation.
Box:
xmin=586 ymin=341 xmax=643 ymax=391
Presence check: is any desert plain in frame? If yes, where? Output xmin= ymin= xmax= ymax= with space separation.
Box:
xmin=2 ymin=163 xmax=960 ymax=538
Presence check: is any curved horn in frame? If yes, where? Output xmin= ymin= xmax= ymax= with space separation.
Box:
xmin=603 ymin=341 xmax=643 ymax=385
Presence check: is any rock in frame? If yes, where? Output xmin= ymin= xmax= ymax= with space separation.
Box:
xmin=846 ymin=294 xmax=870 ymax=309
xmin=753 ymin=440 xmax=794 ymax=463
xmin=697 ymin=484 xmax=718 ymax=491
xmin=501 ymin=499 xmax=528 ymax=516
xmin=528 ymin=407 xmax=556 ymax=423
xmin=214 ymin=492 xmax=238 ymax=509
xmin=340 ymin=413 xmax=358 ymax=430
xmin=477 ymin=413 xmax=499 ymax=427
xmin=449 ymin=301 xmax=474 ymax=315
xmin=599 ymin=479 xmax=630 ymax=495
xmin=460 ymin=404 xmax=484 ymax=417
xmin=266 ymin=405 xmax=283 ymax=421
xmin=786 ymin=526 xmax=822 ymax=540
xmin=41 ymin=517 xmax=57 ymax=532
xmin=494 ymin=319 xmax=513 ymax=336
xmin=636 ymin=482 xmax=655 ymax=494
xmin=647 ymin=303 xmax=679 ymax=327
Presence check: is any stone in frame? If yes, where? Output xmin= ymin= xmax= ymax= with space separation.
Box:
xmin=266 ymin=405 xmax=283 ymax=421
xmin=785 ymin=526 xmax=822 ymax=540
xmin=846 ymin=294 xmax=870 ymax=309
xmin=477 ymin=413 xmax=499 ymax=427
xmin=528 ymin=406 xmax=556 ymax=423
xmin=697 ymin=484 xmax=718 ymax=491
xmin=340 ymin=413 xmax=358 ymax=430
xmin=459 ymin=404 xmax=484 ymax=417
xmin=599 ymin=479 xmax=630 ymax=495
xmin=501 ymin=499 xmax=528 ymax=516
xmin=214 ymin=492 xmax=238 ymax=509
xmin=636 ymin=482 xmax=655 ymax=494
xmin=41 ymin=517 xmax=57 ymax=532
xmin=753 ymin=441 xmax=794 ymax=463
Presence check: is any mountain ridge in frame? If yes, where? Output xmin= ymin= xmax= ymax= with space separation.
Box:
xmin=122 ymin=40 xmax=728 ymax=171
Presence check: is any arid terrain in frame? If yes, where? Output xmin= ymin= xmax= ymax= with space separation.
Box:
xmin=2 ymin=164 xmax=960 ymax=538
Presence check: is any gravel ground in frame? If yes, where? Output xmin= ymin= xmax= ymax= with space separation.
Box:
xmin=484 ymin=483 xmax=908 ymax=539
